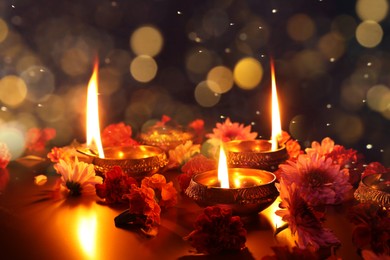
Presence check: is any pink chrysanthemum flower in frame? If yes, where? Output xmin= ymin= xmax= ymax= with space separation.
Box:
xmin=0 ymin=143 xmax=11 ymax=168
xmin=276 ymin=179 xmax=340 ymax=250
xmin=206 ymin=118 xmax=257 ymax=142
xmin=279 ymin=153 xmax=352 ymax=206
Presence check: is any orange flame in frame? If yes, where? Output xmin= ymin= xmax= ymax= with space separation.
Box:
xmin=270 ymin=59 xmax=282 ymax=151
xmin=86 ymin=60 xmax=105 ymax=158
xmin=218 ymin=145 xmax=230 ymax=188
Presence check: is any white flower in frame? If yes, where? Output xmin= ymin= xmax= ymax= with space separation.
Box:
xmin=167 ymin=141 xmax=200 ymax=169
xmin=55 ymin=157 xmax=102 ymax=196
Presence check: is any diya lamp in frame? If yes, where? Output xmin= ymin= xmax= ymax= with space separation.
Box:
xmin=354 ymin=170 xmax=390 ymax=209
xmin=78 ymin=61 xmax=167 ymax=179
xmin=186 ymin=145 xmax=279 ymax=216
xmin=138 ymin=124 xmax=194 ymax=151
xmin=226 ymin=59 xmax=288 ymax=171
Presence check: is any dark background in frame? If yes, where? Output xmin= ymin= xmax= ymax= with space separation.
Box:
xmin=0 ymin=0 xmax=389 ymax=166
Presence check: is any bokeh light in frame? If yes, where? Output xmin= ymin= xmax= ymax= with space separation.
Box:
xmin=331 ymin=15 xmax=357 ymax=40
xmin=202 ymin=9 xmax=229 ymax=37
xmin=233 ymin=57 xmax=263 ymax=90
xmin=36 ymin=95 xmax=65 ymax=123
xmin=130 ymin=55 xmax=158 ymax=83
xmin=20 ymin=66 xmax=55 ymax=102
xmin=130 ymin=26 xmax=163 ymax=57
xmin=290 ymin=50 xmax=325 ymax=78
xmin=317 ymin=32 xmax=346 ymax=60
xmin=367 ymin=84 xmax=390 ymax=113
xmin=356 ymin=21 xmax=383 ymax=48
xmin=0 ymin=75 xmax=27 ymax=107
xmin=0 ymin=124 xmax=25 ymax=159
xmin=206 ymin=66 xmax=234 ymax=94
xmin=334 ymin=113 xmax=364 ymax=144
xmin=0 ymin=18 xmax=9 ymax=43
xmin=98 ymin=67 xmax=122 ymax=96
xmin=287 ymin=14 xmax=315 ymax=42
xmin=356 ymin=0 xmax=388 ymax=22
xmin=194 ymin=81 xmax=221 ymax=107
xmin=60 ymin=48 xmax=91 ymax=76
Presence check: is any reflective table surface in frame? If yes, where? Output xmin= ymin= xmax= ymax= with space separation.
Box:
xmin=0 ymin=161 xmax=360 ymax=260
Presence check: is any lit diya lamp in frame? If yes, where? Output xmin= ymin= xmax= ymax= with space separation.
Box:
xmin=186 ymin=145 xmax=278 ymax=216
xmin=138 ymin=124 xmax=194 ymax=151
xmin=226 ymin=59 xmax=288 ymax=171
xmin=78 ymin=60 xmax=167 ymax=179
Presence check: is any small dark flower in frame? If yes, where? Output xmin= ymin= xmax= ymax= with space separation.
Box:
xmin=348 ymin=203 xmax=390 ymax=255
xmin=95 ymin=166 xmax=138 ymax=204
xmin=184 ymin=206 xmax=247 ymax=255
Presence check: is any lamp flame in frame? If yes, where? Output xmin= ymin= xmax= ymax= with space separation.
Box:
xmin=86 ymin=60 xmax=105 ymax=158
xmin=218 ymin=145 xmax=230 ymax=188
xmin=270 ymin=59 xmax=282 ymax=151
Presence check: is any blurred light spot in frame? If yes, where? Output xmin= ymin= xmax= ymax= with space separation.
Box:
xmin=0 ymin=18 xmax=9 ymax=43
xmin=0 ymin=75 xmax=27 ymax=107
xmin=318 ymin=32 xmax=346 ymax=60
xmin=0 ymin=125 xmax=25 ymax=159
xmin=367 ymin=62 xmax=372 ymax=66
xmin=49 ymin=119 xmax=74 ymax=145
xmin=130 ymin=55 xmax=158 ymax=83
xmin=239 ymin=33 xmax=247 ymax=41
xmin=287 ymin=14 xmax=315 ymax=42
xmin=356 ymin=0 xmax=388 ymax=22
xmin=230 ymin=23 xmax=234 ymax=26
xmin=177 ymin=11 xmax=182 ymax=15
xmin=334 ymin=114 xmax=364 ymax=144
xmin=326 ymin=123 xmax=331 ymax=126
xmin=202 ymin=9 xmax=229 ymax=37
xmin=330 ymin=58 xmax=335 ymax=62
xmin=98 ymin=67 xmax=122 ymax=95
xmin=20 ymin=66 xmax=55 ymax=102
xmin=367 ymin=84 xmax=390 ymax=112
xmin=326 ymin=104 xmax=332 ymax=109
xmin=225 ymin=48 xmax=231 ymax=53
xmin=288 ymin=115 xmax=310 ymax=141
xmin=60 ymin=48 xmax=90 ymax=76
xmin=104 ymin=49 xmax=132 ymax=75
xmin=194 ymin=81 xmax=221 ymax=107
xmin=15 ymin=112 xmax=38 ymax=130
xmin=272 ymin=9 xmax=278 ymax=13
xmin=291 ymin=50 xmax=325 ymax=78
xmin=233 ymin=57 xmax=263 ymax=90
xmin=366 ymin=144 xmax=373 ymax=149
xmin=130 ymin=26 xmax=163 ymax=57
xmin=1 ymin=106 xmax=7 ymax=111
xmin=185 ymin=48 xmax=217 ymax=82
xmin=16 ymin=55 xmax=42 ymax=73
xmin=331 ymin=15 xmax=357 ymax=40
xmin=340 ymin=82 xmax=366 ymax=111
xmin=236 ymin=19 xmax=269 ymax=54
xmin=207 ymin=66 xmax=233 ymax=94
xmin=356 ymin=21 xmax=383 ymax=48
xmin=36 ymin=95 xmax=65 ymax=123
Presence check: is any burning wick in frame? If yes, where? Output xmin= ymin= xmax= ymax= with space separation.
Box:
xmin=270 ymin=59 xmax=282 ymax=151
xmin=86 ymin=60 xmax=105 ymax=158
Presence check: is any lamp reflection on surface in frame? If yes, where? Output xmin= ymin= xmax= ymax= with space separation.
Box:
xmin=77 ymin=212 xmax=97 ymax=259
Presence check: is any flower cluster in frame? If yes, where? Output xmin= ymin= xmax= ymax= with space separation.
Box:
xmin=177 ymin=154 xmax=216 ymax=192
xmin=25 ymin=127 xmax=56 ymax=154
xmin=277 ymin=131 xmax=302 ymax=160
xmin=207 ymin=117 xmax=257 ymax=142
xmin=101 ymin=122 xmax=138 ymax=147
xmin=275 ymin=179 xmax=340 ymax=251
xmin=54 ymin=157 xmax=103 ymax=196
xmin=47 ymin=140 xmax=85 ymax=163
xmin=141 ymin=174 xmax=177 ymax=210
xmin=166 ymin=141 xmax=200 ymax=170
xmin=184 ymin=206 xmax=247 ymax=255
xmin=122 ymin=184 xmax=161 ymax=236
xmin=348 ymin=203 xmax=390 ymax=256
xmin=305 ymin=137 xmax=364 ymax=187
xmin=95 ymin=166 xmax=138 ymax=204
